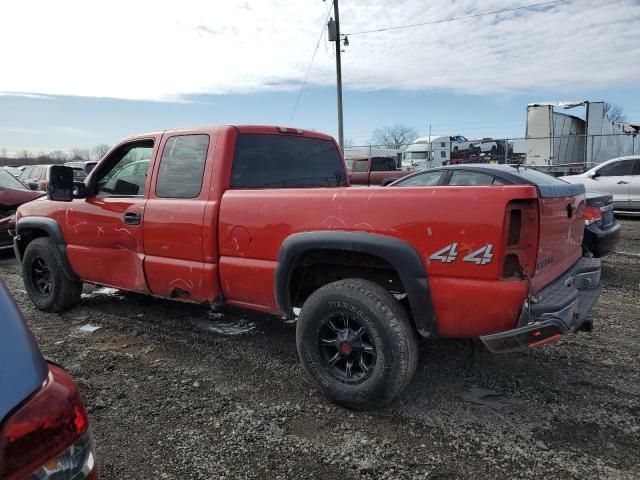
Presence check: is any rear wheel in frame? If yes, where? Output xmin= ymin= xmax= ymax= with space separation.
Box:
xmin=23 ymin=238 xmax=82 ymax=312
xmin=296 ymin=279 xmax=418 ymax=409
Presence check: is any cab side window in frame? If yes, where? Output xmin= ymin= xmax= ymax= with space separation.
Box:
xmin=156 ymin=135 xmax=209 ymax=198
xmin=371 ymin=157 xmax=396 ymax=171
xmin=95 ymin=141 xmax=154 ymax=197
xmin=353 ymin=159 xmax=368 ymax=172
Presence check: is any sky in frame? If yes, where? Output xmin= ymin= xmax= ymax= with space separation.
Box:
xmin=0 ymin=0 xmax=639 ymax=154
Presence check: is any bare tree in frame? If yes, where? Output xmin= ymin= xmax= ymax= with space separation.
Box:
xmin=604 ymin=102 xmax=628 ymax=123
xmin=70 ymin=148 xmax=91 ymax=161
xmin=344 ymin=138 xmax=354 ymax=149
xmin=16 ymin=150 xmax=31 ymax=160
xmin=50 ymin=150 xmax=68 ymax=162
xmin=92 ymin=144 xmax=110 ymax=161
xmin=371 ymin=124 xmax=418 ymax=150
xmin=0 ymin=147 xmax=8 ymax=159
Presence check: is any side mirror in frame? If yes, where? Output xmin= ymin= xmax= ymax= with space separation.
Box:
xmin=382 ymin=178 xmax=396 ymax=186
xmin=47 ymin=165 xmax=74 ymax=202
xmin=589 ymin=171 xmax=598 ymax=179
xmin=28 ymin=181 xmax=39 ymax=191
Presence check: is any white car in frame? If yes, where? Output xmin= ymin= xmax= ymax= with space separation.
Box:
xmin=561 ymin=155 xmax=640 ymax=212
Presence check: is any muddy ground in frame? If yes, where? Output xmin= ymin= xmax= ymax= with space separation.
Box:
xmin=1 ymin=219 xmax=639 ymax=479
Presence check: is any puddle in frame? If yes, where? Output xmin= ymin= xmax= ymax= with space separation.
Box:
xmin=78 ymin=323 xmax=102 ymax=333
xmin=194 ymin=318 xmax=256 ymax=336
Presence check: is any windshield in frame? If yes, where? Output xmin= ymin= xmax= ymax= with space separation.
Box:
xmin=0 ymin=170 xmax=28 ymax=190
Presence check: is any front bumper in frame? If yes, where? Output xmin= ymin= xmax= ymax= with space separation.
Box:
xmin=480 ymin=257 xmax=601 ymax=353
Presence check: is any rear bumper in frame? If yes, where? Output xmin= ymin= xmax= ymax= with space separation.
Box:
xmin=480 ymin=257 xmax=601 ymax=353
xmin=583 ymin=221 xmax=620 ymax=257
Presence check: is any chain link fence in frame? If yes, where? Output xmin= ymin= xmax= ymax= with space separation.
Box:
xmin=345 ymin=132 xmax=640 ymax=173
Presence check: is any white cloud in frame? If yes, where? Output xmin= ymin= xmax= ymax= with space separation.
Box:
xmin=0 ymin=0 xmax=638 ymax=101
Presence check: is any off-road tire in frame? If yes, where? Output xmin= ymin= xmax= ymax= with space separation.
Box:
xmin=22 ymin=237 xmax=82 ymax=312
xmin=296 ymin=279 xmax=418 ymax=409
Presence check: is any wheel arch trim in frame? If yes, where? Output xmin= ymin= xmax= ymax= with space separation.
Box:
xmin=14 ymin=217 xmax=79 ymax=281
xmin=274 ymin=230 xmax=436 ymax=336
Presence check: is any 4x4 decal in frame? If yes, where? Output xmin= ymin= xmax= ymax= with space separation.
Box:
xmin=429 ymin=243 xmax=459 ymax=263
xmin=430 ymin=243 xmax=494 ymax=265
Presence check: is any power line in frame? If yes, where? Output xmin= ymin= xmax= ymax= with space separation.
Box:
xmin=343 ymin=0 xmax=565 ymax=36
xmin=289 ymin=1 xmax=335 ymax=125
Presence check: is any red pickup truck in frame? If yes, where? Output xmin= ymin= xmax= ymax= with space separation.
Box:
xmin=346 ymin=155 xmax=411 ymax=186
xmin=12 ymin=125 xmax=601 ymax=409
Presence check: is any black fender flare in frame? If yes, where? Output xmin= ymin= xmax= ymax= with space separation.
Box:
xmin=14 ymin=217 xmax=79 ymax=282
xmin=274 ymin=231 xmax=436 ymax=336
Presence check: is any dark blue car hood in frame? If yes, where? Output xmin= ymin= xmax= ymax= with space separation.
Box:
xmin=0 ymin=281 xmax=48 ymax=422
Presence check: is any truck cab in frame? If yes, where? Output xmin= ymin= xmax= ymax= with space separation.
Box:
xmin=348 ymin=155 xmax=409 ymax=186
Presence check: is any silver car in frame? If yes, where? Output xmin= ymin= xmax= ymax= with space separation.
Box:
xmin=561 ymin=155 xmax=640 ymax=212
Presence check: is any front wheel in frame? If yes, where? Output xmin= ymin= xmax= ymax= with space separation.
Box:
xmin=296 ymin=279 xmax=418 ymax=409
xmin=22 ymin=237 xmax=82 ymax=312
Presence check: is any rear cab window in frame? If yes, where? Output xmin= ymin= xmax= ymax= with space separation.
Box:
xmin=231 ymin=134 xmax=346 ymax=188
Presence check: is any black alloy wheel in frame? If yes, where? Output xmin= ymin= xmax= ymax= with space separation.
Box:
xmin=31 ymin=257 xmax=52 ymax=296
xmin=318 ymin=313 xmax=377 ymax=383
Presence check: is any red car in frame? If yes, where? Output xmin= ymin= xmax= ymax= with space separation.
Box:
xmin=13 ymin=125 xmax=601 ymax=409
xmin=0 ymin=280 xmax=97 ymax=479
xmin=0 ymin=170 xmax=44 ymax=251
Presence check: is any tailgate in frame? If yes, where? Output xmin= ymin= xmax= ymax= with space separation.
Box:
xmin=532 ymin=183 xmax=586 ymax=292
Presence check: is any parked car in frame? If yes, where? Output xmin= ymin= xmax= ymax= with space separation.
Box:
xmin=347 ymin=156 xmax=410 ymax=186
xmin=583 ymin=191 xmax=621 ymax=257
xmin=389 ymin=164 xmax=620 ymax=257
xmin=0 ymin=280 xmax=97 ymax=479
xmin=65 ymin=160 xmax=99 ymax=174
xmin=0 ymin=169 xmax=44 ymax=251
xmin=1 ymin=166 xmax=22 ymax=177
xmin=560 ymin=155 xmax=640 ymax=212
xmin=13 ymin=125 xmax=601 ymax=409
xmin=19 ymin=164 xmax=87 ymax=191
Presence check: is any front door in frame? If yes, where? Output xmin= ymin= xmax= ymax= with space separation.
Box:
xmin=629 ymin=159 xmax=640 ymax=210
xmin=587 ymin=159 xmax=634 ymax=210
xmin=64 ymin=138 xmax=160 ymax=291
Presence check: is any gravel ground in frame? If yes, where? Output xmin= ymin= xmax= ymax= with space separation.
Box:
xmin=1 ymin=219 xmax=639 ymax=479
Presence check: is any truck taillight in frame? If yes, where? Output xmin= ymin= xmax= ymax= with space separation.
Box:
xmin=276 ymin=127 xmax=304 ymax=135
xmin=0 ymin=364 xmax=97 ymax=480
xmin=501 ymin=200 xmax=539 ymax=279
xmin=583 ymin=205 xmax=602 ymax=225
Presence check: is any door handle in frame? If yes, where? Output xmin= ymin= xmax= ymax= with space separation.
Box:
xmin=617 ymin=181 xmax=629 ymax=185
xmin=123 ymin=211 xmax=142 ymax=225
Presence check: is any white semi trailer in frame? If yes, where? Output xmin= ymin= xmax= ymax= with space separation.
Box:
xmin=525 ymin=101 xmax=639 ymax=173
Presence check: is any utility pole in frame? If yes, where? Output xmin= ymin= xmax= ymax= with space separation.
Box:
xmin=328 ymin=0 xmax=344 ymax=150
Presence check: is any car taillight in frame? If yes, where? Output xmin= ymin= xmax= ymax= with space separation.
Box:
xmin=583 ymin=205 xmax=602 ymax=225
xmin=500 ymin=199 xmax=539 ymax=279
xmin=0 ymin=364 xmax=97 ymax=480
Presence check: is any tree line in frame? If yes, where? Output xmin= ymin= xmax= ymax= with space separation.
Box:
xmin=0 ymin=144 xmax=110 ymax=167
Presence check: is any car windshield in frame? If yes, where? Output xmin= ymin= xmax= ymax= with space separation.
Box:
xmin=0 ymin=170 xmax=28 ymax=190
